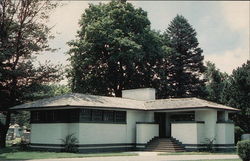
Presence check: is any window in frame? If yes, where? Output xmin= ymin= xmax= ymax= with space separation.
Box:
xmin=31 ymin=111 xmax=40 ymax=122
xmin=170 ymin=112 xmax=195 ymax=122
xmin=92 ymin=110 xmax=103 ymax=121
xmin=217 ymin=111 xmax=225 ymax=122
xmin=80 ymin=109 xmax=92 ymax=121
xmin=114 ymin=111 xmax=126 ymax=123
xmin=103 ymin=110 xmax=114 ymax=122
xmin=69 ymin=109 xmax=80 ymax=122
xmin=30 ymin=109 xmax=126 ymax=124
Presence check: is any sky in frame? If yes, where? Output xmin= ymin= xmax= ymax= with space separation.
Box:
xmin=36 ymin=1 xmax=250 ymax=79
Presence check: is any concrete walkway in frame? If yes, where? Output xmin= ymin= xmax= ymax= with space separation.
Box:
xmin=30 ymin=152 xmax=239 ymax=161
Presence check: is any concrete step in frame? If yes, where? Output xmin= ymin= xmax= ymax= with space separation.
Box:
xmin=145 ymin=137 xmax=186 ymax=152
xmin=147 ymin=145 xmax=183 ymax=148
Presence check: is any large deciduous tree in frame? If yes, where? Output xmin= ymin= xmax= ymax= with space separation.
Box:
xmin=0 ymin=0 xmax=61 ymax=147
xmin=164 ymin=15 xmax=205 ymax=98
xmin=221 ymin=61 xmax=250 ymax=132
xmin=68 ymin=1 xmax=166 ymax=97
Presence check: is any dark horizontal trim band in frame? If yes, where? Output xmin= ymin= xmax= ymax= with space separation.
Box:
xmin=30 ymin=143 xmax=137 ymax=147
xmin=183 ymin=144 xmax=235 ymax=147
xmin=78 ymin=143 xmax=136 ymax=147
xmin=171 ymin=121 xmax=205 ymax=124
xmin=136 ymin=143 xmax=147 ymax=146
xmin=30 ymin=146 xmax=134 ymax=153
xmin=136 ymin=122 xmax=157 ymax=124
xmin=216 ymin=121 xmax=234 ymax=124
xmin=31 ymin=122 xmax=126 ymax=124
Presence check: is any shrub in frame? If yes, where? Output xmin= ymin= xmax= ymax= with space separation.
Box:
xmin=60 ymin=133 xmax=78 ymax=153
xmin=18 ymin=139 xmax=29 ymax=151
xmin=235 ymin=126 xmax=244 ymax=144
xmin=237 ymin=140 xmax=250 ymax=161
xmin=203 ymin=138 xmax=216 ymax=152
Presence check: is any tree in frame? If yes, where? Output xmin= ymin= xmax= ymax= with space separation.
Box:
xmin=11 ymin=84 xmax=71 ymax=128
xmin=221 ymin=61 xmax=250 ymax=132
xmin=164 ymin=15 xmax=205 ymax=98
xmin=68 ymin=0 xmax=167 ymax=97
xmin=204 ymin=61 xmax=228 ymax=103
xmin=0 ymin=0 xmax=61 ymax=148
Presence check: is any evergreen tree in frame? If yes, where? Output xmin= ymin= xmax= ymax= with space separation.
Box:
xmin=164 ymin=15 xmax=205 ymax=98
xmin=68 ymin=1 xmax=166 ymax=97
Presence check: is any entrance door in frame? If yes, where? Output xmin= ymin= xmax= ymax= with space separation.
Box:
xmin=154 ymin=112 xmax=166 ymax=138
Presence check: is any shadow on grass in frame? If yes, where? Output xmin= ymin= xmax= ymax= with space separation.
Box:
xmin=0 ymin=157 xmax=27 ymax=161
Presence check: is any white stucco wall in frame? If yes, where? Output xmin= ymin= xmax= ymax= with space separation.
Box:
xmin=31 ymin=123 xmax=70 ymax=144
xmin=136 ymin=123 xmax=159 ymax=144
xmin=195 ymin=110 xmax=217 ymax=141
xmin=171 ymin=123 xmax=204 ymax=144
xmin=216 ymin=123 xmax=234 ymax=144
xmin=78 ymin=123 xmax=127 ymax=144
xmin=31 ymin=110 xmax=149 ymax=145
xmin=125 ymin=110 xmax=148 ymax=143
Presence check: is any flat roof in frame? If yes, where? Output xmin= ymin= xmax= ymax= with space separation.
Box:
xmin=10 ymin=93 xmax=239 ymax=112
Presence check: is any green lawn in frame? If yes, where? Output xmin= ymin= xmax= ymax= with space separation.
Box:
xmin=159 ymin=151 xmax=237 ymax=155
xmin=0 ymin=147 xmax=138 ymax=160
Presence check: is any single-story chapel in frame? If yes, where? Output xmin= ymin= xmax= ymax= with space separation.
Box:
xmin=10 ymin=88 xmax=239 ymax=152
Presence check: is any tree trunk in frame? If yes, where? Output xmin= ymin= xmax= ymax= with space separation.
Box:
xmin=0 ymin=112 xmax=11 ymax=148
xmin=114 ymin=89 xmax=122 ymax=97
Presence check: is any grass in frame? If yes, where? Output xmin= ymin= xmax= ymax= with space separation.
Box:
xmin=0 ymin=147 xmax=138 ymax=160
xmin=187 ymin=159 xmax=242 ymax=161
xmin=159 ymin=151 xmax=237 ymax=155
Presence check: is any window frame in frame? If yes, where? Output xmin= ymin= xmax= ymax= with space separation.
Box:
xmin=31 ymin=108 xmax=127 ymax=124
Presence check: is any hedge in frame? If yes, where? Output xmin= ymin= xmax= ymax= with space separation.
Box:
xmin=235 ymin=126 xmax=244 ymax=144
xmin=237 ymin=140 xmax=250 ymax=161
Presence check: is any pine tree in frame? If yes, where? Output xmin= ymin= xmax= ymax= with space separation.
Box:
xmin=164 ymin=15 xmax=205 ymax=98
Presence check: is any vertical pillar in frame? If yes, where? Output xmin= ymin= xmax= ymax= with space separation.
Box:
xmin=195 ymin=110 xmax=217 ymax=142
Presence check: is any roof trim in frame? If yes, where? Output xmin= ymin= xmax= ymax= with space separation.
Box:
xmin=9 ymin=105 xmax=145 ymax=111
xmin=147 ymin=106 xmax=240 ymax=112
xmin=10 ymin=105 xmax=240 ymax=112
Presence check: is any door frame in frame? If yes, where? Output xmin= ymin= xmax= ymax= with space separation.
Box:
xmin=154 ymin=112 xmax=166 ymax=138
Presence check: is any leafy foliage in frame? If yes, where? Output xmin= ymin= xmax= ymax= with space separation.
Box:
xmin=203 ymin=137 xmax=216 ymax=152
xmin=60 ymin=133 xmax=78 ymax=153
xmin=203 ymin=61 xmax=250 ymax=133
xmin=68 ymin=0 xmax=167 ymax=97
xmin=10 ymin=84 xmax=71 ymax=128
xmin=164 ymin=15 xmax=205 ymax=98
xmin=235 ymin=126 xmax=244 ymax=145
xmin=204 ymin=61 xmax=228 ymax=103
xmin=0 ymin=0 xmax=61 ymax=147
xmin=221 ymin=61 xmax=250 ymax=132
xmin=237 ymin=140 xmax=250 ymax=161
